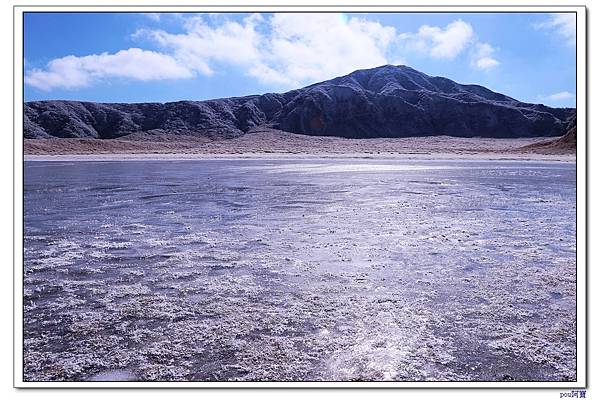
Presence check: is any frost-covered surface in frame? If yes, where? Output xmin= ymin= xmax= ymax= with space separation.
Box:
xmin=23 ymin=159 xmax=576 ymax=382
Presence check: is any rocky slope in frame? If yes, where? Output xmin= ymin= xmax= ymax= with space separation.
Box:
xmin=521 ymin=116 xmax=577 ymax=153
xmin=25 ymin=65 xmax=575 ymax=140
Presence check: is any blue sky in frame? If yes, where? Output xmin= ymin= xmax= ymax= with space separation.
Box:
xmin=24 ymin=12 xmax=576 ymax=107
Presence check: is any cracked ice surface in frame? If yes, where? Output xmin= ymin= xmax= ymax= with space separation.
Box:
xmin=23 ymin=159 xmax=576 ymax=382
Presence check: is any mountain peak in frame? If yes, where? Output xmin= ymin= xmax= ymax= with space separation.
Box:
xmin=313 ymin=64 xmax=515 ymax=104
xmin=349 ymin=64 xmax=420 ymax=73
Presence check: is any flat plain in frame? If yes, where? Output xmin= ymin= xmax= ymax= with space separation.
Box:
xmin=23 ymin=158 xmax=576 ymax=382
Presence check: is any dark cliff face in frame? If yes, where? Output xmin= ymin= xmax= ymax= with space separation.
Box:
xmin=24 ymin=65 xmax=575 ymax=139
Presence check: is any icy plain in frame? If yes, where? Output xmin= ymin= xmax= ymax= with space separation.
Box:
xmin=23 ymin=159 xmax=576 ymax=382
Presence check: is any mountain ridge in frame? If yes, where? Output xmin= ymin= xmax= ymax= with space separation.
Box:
xmin=24 ymin=65 xmax=575 ymax=140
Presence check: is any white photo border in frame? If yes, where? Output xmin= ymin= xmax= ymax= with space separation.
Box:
xmin=13 ymin=3 xmax=587 ymax=389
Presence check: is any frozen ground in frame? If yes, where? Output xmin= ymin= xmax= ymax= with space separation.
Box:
xmin=23 ymin=159 xmax=576 ymax=382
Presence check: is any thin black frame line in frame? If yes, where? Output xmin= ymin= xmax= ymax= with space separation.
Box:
xmin=20 ymin=10 xmax=582 ymax=13
xmin=13 ymin=5 xmax=589 ymax=8
xmin=13 ymin=5 xmax=17 ymax=390
xmin=583 ymin=6 xmax=589 ymax=387
xmin=16 ymin=7 xmax=586 ymax=388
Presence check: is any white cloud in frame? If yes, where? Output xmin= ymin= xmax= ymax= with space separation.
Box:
xmin=398 ymin=19 xmax=498 ymax=71
xmin=534 ymin=13 xmax=576 ymax=46
xmin=26 ymin=14 xmax=500 ymax=91
xmin=543 ymin=91 xmax=574 ymax=101
xmin=25 ymin=48 xmax=193 ymax=91
xmin=143 ymin=13 xmax=161 ymax=22
xmin=471 ymin=43 xmax=499 ymax=70
xmin=135 ymin=13 xmax=264 ymax=77
xmin=256 ymin=14 xmax=396 ymax=86
xmin=399 ymin=20 xmax=474 ymax=59
xmin=136 ymin=13 xmax=396 ymax=88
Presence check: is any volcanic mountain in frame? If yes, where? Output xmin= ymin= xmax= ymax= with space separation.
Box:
xmin=24 ymin=65 xmax=575 ymax=140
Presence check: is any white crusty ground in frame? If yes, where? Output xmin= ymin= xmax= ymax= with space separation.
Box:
xmin=23 ymin=160 xmax=576 ymax=382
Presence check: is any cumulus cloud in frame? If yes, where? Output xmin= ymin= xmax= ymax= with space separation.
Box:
xmin=534 ymin=13 xmax=576 ymax=46
xmin=398 ymin=19 xmax=499 ymax=71
xmin=471 ymin=43 xmax=499 ymax=70
xmin=135 ymin=13 xmax=264 ymax=77
xmin=399 ymin=19 xmax=474 ymax=59
xmin=259 ymin=14 xmax=396 ymax=86
xmin=26 ymin=14 xmax=500 ymax=91
xmin=25 ymin=48 xmax=193 ymax=91
xmin=135 ymin=13 xmax=396 ymax=87
xmin=543 ymin=91 xmax=574 ymax=101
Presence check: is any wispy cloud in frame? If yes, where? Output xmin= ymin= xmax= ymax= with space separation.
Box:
xmin=25 ymin=48 xmax=192 ymax=91
xmin=143 ymin=13 xmax=161 ymax=22
xmin=534 ymin=13 xmax=576 ymax=46
xmin=541 ymin=91 xmax=574 ymax=101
